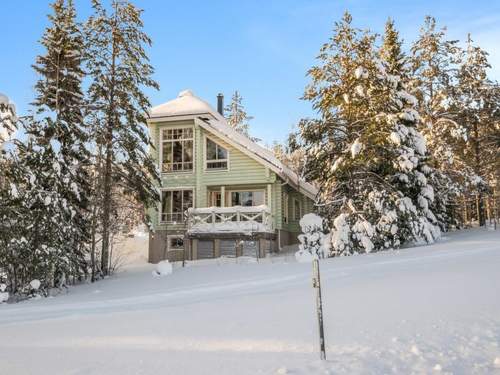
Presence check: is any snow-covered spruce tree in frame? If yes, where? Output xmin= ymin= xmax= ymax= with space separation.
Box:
xmin=2 ymin=124 xmax=88 ymax=295
xmin=379 ymin=18 xmax=457 ymax=234
xmin=296 ymin=213 xmax=326 ymax=261
xmin=224 ymin=91 xmax=259 ymax=141
xmin=30 ymin=0 xmax=91 ymax=283
xmin=299 ymin=12 xmax=440 ymax=256
xmin=410 ymin=16 xmax=465 ymax=229
xmin=451 ymin=35 xmax=498 ymax=226
xmin=84 ymin=0 xmax=160 ymax=275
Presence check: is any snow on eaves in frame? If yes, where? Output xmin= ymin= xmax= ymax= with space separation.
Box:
xmin=149 ymin=90 xmax=318 ymax=199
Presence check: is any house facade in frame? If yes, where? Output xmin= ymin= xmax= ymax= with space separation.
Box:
xmin=147 ymin=90 xmax=317 ymax=263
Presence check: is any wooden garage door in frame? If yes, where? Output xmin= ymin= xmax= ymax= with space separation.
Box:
xmin=220 ymin=240 xmax=237 ymax=257
xmin=242 ymin=240 xmax=258 ymax=257
xmin=197 ymin=240 xmax=214 ymax=259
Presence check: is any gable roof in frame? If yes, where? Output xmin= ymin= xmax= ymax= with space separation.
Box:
xmin=149 ymin=90 xmax=318 ymax=200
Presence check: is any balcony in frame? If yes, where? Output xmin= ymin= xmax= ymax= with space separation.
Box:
xmin=187 ymin=205 xmax=274 ymax=234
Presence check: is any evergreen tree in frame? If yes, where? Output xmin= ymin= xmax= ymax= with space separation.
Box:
xmin=452 ymin=35 xmax=497 ymax=226
xmin=225 ymin=91 xmax=259 ymax=141
xmin=300 ymin=12 xmax=440 ymax=256
xmin=30 ymin=0 xmax=91 ymax=284
xmin=379 ymin=18 xmax=408 ymax=78
xmin=410 ymin=16 xmax=464 ymax=229
xmin=2 ymin=122 xmax=88 ymax=294
xmin=84 ymin=0 xmax=160 ymax=275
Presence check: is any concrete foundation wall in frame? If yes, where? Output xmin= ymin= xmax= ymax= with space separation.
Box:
xmin=149 ymin=229 xmax=295 ymax=263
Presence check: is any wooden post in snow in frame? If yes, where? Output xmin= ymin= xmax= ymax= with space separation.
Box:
xmin=312 ymin=258 xmax=326 ymax=360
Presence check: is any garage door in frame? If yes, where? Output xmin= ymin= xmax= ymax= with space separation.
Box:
xmin=197 ymin=240 xmax=214 ymax=259
xmin=242 ymin=240 xmax=259 ymax=257
xmin=220 ymin=240 xmax=237 ymax=257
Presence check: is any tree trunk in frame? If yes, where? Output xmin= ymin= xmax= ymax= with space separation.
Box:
xmin=100 ymin=21 xmax=118 ymax=276
xmin=472 ymin=122 xmax=485 ymax=226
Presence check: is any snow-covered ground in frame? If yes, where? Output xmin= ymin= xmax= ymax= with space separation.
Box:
xmin=0 ymin=228 xmax=499 ymax=374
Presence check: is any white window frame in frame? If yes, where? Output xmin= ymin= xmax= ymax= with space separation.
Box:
xmin=293 ymin=198 xmax=301 ymax=221
xmin=159 ymin=187 xmax=195 ymax=224
xmin=160 ymin=126 xmax=195 ymax=174
xmin=226 ymin=189 xmax=266 ymax=207
xmin=167 ymin=235 xmax=184 ymax=252
xmin=204 ymin=135 xmax=229 ymax=171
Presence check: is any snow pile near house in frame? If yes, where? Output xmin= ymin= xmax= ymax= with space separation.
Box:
xmin=30 ymin=279 xmax=41 ymax=291
xmin=152 ymin=260 xmax=173 ymax=277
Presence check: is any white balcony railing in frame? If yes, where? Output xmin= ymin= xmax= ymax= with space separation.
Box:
xmin=187 ymin=205 xmax=274 ymax=234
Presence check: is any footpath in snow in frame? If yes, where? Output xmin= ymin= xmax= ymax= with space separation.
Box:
xmin=0 ymin=228 xmax=499 ymax=374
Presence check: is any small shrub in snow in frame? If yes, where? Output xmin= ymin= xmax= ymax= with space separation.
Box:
xmin=296 ymin=213 xmax=326 ymax=261
xmin=152 ymin=260 xmax=173 ymax=277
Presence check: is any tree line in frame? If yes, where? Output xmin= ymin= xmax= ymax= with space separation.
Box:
xmin=0 ymin=0 xmax=158 ymax=298
xmin=285 ymin=13 xmax=499 ymax=255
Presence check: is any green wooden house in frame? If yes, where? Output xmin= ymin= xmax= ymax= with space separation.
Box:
xmin=147 ymin=90 xmax=317 ymax=263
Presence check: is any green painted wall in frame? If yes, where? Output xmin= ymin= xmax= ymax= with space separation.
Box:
xmin=148 ymin=118 xmax=314 ymax=232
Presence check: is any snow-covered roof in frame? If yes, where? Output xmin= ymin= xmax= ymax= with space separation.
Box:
xmin=150 ymin=89 xmax=219 ymax=119
xmin=149 ymin=90 xmax=318 ymax=199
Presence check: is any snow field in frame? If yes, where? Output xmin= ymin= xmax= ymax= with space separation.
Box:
xmin=0 ymin=228 xmax=498 ymax=374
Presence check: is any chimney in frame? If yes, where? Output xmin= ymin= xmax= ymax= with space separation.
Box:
xmin=217 ymin=93 xmax=224 ymax=116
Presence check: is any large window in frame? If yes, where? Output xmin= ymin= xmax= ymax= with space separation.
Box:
xmin=230 ymin=191 xmax=264 ymax=207
xmin=206 ymin=138 xmax=228 ymax=170
xmin=161 ymin=128 xmax=193 ymax=172
xmin=161 ymin=189 xmax=193 ymax=223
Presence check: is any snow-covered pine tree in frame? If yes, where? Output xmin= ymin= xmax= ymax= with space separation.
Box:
xmin=3 ymin=123 xmax=88 ymax=295
xmin=452 ymin=35 xmax=497 ymax=226
xmin=272 ymin=133 xmax=306 ymax=178
xmin=379 ymin=18 xmax=408 ymax=79
xmin=410 ymin=16 xmax=464 ymax=229
xmin=300 ymin=12 xmax=440 ymax=256
xmin=30 ymin=0 xmax=90 ymax=284
xmin=84 ymin=0 xmax=160 ymax=275
xmin=225 ymin=91 xmax=259 ymax=141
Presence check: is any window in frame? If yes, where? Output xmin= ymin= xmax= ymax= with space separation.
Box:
xmin=206 ymin=138 xmax=228 ymax=170
xmin=283 ymin=193 xmax=289 ymax=224
xmin=161 ymin=189 xmax=193 ymax=223
xmin=161 ymin=127 xmax=193 ymax=172
xmin=167 ymin=236 xmax=184 ymax=251
xmin=230 ymin=191 xmax=264 ymax=207
xmin=293 ymin=198 xmax=301 ymax=221
xmin=209 ymin=191 xmax=222 ymax=207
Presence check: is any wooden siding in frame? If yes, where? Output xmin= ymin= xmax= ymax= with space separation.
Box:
xmin=148 ymin=118 xmax=314 ymax=232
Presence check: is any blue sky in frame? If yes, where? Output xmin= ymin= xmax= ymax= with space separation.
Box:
xmin=2 ymin=0 xmax=500 ymax=144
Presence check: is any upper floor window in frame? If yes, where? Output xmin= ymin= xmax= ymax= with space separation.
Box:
xmin=161 ymin=127 xmax=193 ymax=172
xmin=206 ymin=138 xmax=228 ymax=170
